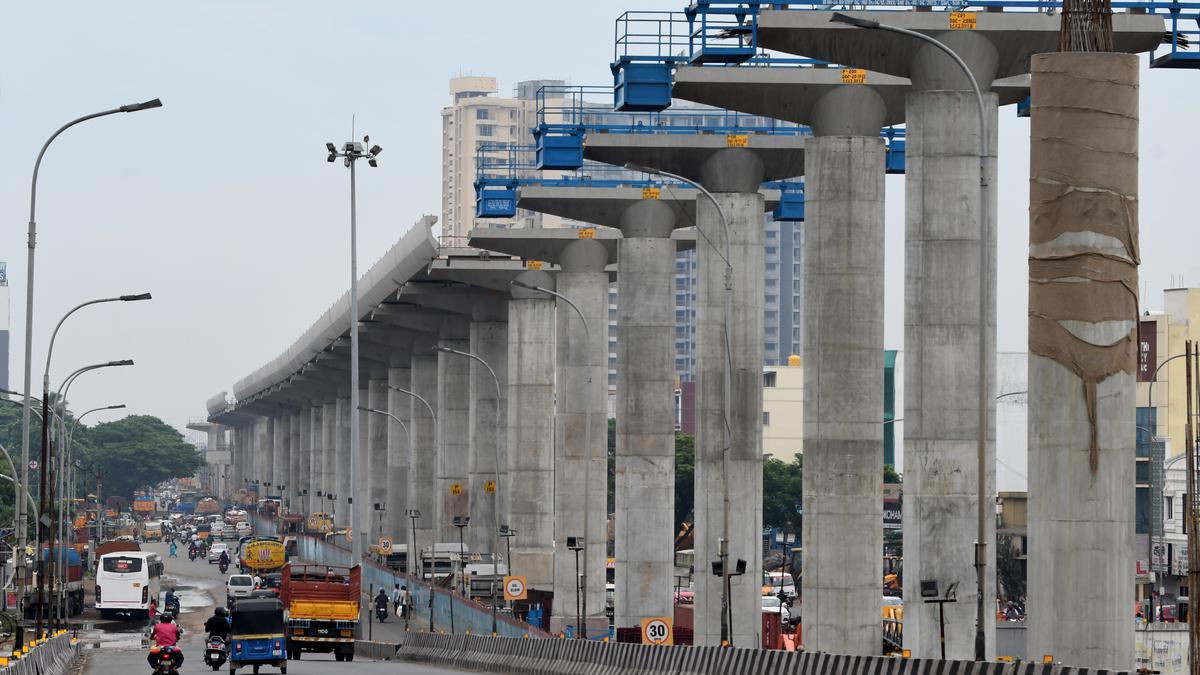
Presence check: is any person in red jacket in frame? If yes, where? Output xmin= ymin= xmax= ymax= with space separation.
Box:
xmin=147 ymin=613 xmax=184 ymax=669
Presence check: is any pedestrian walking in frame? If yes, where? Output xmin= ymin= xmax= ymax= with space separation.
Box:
xmin=391 ymin=584 xmax=403 ymax=618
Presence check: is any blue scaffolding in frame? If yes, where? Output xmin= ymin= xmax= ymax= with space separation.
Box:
xmin=610 ymin=0 xmax=1199 ymax=111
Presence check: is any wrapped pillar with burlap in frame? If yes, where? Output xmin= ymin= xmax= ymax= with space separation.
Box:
xmin=1026 ymin=51 xmax=1139 ymax=670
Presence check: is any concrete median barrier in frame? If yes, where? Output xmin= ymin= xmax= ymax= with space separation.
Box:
xmin=0 ymin=633 xmax=80 ymax=675
xmin=393 ymin=632 xmax=1135 ymax=675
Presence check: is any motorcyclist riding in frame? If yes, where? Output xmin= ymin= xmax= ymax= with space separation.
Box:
xmin=164 ymin=588 xmax=180 ymax=614
xmin=218 ymin=550 xmax=230 ymax=567
xmin=147 ymin=613 xmax=184 ymax=670
xmin=204 ymin=606 xmax=231 ymax=641
xmin=374 ymin=588 xmax=389 ymax=622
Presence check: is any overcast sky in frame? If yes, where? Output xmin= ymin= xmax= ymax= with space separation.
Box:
xmin=1 ymin=2 xmax=1196 ymax=443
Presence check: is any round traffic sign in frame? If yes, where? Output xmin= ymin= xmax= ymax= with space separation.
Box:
xmin=379 ymin=537 xmax=393 ymax=554
xmin=28 ymin=460 xmax=37 ymax=471
xmin=641 ymin=617 xmax=672 ymax=645
xmin=504 ymin=576 xmax=526 ymax=601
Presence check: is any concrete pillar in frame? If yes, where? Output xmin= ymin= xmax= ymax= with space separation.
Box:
xmin=322 ymin=401 xmax=337 ymax=517
xmin=692 ymin=149 xmax=767 ymax=648
xmin=552 ymin=241 xmax=609 ymax=633
xmin=272 ymin=415 xmax=286 ymax=495
xmin=292 ymin=411 xmax=305 ymax=512
xmin=902 ymin=31 xmax=998 ymax=659
xmin=386 ymin=365 xmax=412 ymax=547
xmin=256 ymin=416 xmax=272 ymax=493
xmin=307 ymin=405 xmax=323 ymax=515
xmin=615 ymin=200 xmax=678 ymax=629
xmin=358 ymin=385 xmax=371 ymax=546
xmin=437 ymin=318 xmax=472 ymax=544
xmin=410 ymin=343 xmax=440 ymax=554
xmin=1026 ymin=52 xmax=1139 ymax=670
xmin=367 ymin=377 xmax=390 ymax=544
xmin=336 ymin=396 xmax=352 ymax=527
xmin=468 ymin=308 xmax=508 ymax=557
xmin=230 ymin=426 xmax=243 ymax=493
xmin=800 ymin=86 xmax=887 ymax=655
xmin=508 ymin=271 xmax=556 ymax=594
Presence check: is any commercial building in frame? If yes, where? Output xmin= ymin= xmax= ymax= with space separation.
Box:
xmin=762 ymin=358 xmax=803 ymax=462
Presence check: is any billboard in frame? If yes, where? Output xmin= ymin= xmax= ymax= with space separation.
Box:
xmin=1138 ymin=320 xmax=1157 ymax=382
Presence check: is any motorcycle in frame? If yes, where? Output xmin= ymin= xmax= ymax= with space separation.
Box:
xmin=148 ymin=645 xmax=181 ymax=675
xmin=165 ymin=598 xmax=181 ymax=616
xmin=218 ymin=559 xmax=229 ymax=574
xmin=188 ymin=549 xmax=197 ymax=562
xmin=203 ymin=635 xmax=227 ymax=671
xmin=375 ymin=603 xmax=388 ymax=623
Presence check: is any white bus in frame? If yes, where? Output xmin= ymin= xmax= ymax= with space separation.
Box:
xmin=95 ymin=551 xmax=163 ymax=619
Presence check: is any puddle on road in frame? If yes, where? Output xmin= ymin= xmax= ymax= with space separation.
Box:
xmin=80 ymin=574 xmax=218 ymax=652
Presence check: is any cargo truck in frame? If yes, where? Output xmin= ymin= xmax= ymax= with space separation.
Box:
xmin=280 ymin=564 xmax=360 ymax=662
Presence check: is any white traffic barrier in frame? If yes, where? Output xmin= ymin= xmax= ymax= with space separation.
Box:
xmin=0 ymin=633 xmax=81 ymax=675
xmin=390 ymin=632 xmax=1136 ymax=675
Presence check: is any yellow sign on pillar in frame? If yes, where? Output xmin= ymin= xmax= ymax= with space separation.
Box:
xmin=641 ymin=187 xmax=661 ymax=200
xmin=578 ymin=227 xmax=596 ymax=239
xmin=726 ymin=134 xmax=749 ymax=148
xmin=503 ymin=576 xmax=528 ymax=601
xmin=525 ymin=260 xmax=544 ymax=270
xmin=484 ymin=480 xmax=496 ymax=494
xmin=841 ymin=68 xmax=867 ymax=84
xmin=640 ymin=617 xmax=673 ymax=645
xmin=949 ymin=11 xmax=977 ymax=29
xmin=450 ymin=483 xmax=464 ymax=496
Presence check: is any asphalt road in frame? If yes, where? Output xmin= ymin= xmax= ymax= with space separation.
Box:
xmin=77 ymin=541 xmax=474 ymax=675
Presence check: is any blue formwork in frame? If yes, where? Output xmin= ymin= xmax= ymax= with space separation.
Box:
xmin=1016 ymin=95 xmax=1031 ymax=118
xmin=534 ymin=129 xmax=585 ymax=170
xmin=612 ymin=60 xmax=674 ymax=112
xmin=774 ymin=190 xmax=805 ymax=222
xmin=885 ymin=139 xmax=906 ymax=175
xmin=475 ymin=184 xmax=517 ymax=218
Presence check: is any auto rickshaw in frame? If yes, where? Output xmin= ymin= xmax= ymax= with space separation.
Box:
xmin=229 ymin=597 xmax=287 ymax=674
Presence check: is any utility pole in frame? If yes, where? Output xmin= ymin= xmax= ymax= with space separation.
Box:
xmin=1187 ymin=341 xmax=1198 ymax=674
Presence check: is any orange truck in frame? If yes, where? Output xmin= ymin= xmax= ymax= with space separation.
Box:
xmin=281 ymin=564 xmax=361 ymax=662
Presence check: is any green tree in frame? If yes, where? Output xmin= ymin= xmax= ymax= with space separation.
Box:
xmin=763 ymin=456 xmax=803 ymax=533
xmin=77 ymin=415 xmax=203 ymax=499
xmin=884 ymin=463 xmax=902 ymax=484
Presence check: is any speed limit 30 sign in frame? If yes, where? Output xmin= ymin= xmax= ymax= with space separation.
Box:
xmin=503 ymin=575 xmax=527 ymax=601
xmin=640 ymin=617 xmax=673 ymax=645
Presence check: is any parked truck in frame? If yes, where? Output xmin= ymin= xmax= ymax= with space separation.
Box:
xmin=280 ymin=564 xmax=360 ymax=662
xmin=21 ymin=548 xmax=85 ymax=619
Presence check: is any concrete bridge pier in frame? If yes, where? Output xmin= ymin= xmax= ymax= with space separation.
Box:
xmin=367 ymin=375 xmax=390 ymax=543
xmin=336 ymin=394 xmax=352 ymax=527
xmin=614 ymin=200 xmax=680 ymax=631
xmin=801 ymin=86 xmax=888 ymax=655
xmin=387 ymin=362 xmax=412 ymax=549
xmin=691 ymin=149 xmax=769 ymax=650
xmin=306 ymin=404 xmax=322 ymax=516
xmin=273 ymin=412 xmax=287 ymax=499
xmin=552 ymin=239 xmax=611 ymax=634
xmin=321 ymin=399 xmax=338 ymax=518
xmin=256 ymin=416 xmax=273 ymax=496
xmin=409 ymin=335 xmax=440 ymax=558
xmin=437 ymin=316 xmax=472 ymax=545
xmin=507 ymin=271 xmax=557 ymax=596
xmin=902 ymin=32 xmax=999 ymax=659
xmin=468 ymin=303 xmax=508 ymax=558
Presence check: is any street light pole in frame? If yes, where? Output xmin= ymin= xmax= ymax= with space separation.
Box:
xmin=510 ymin=279 xmax=595 ymax=638
xmin=19 ymin=100 xmax=161 ymax=626
xmin=435 ymin=346 xmax=502 ymax=636
xmin=406 ymin=508 xmax=423 ymax=632
xmin=39 ymin=360 xmax=132 ymax=631
xmin=831 ymin=13 xmax=991 ymax=660
xmin=326 ymin=138 xmax=382 ymax=566
xmin=624 ymin=162 xmax=736 ymax=645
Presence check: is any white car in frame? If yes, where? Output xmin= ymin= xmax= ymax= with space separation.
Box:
xmin=226 ymin=574 xmax=255 ymax=603
xmin=762 ymin=595 xmax=791 ymax=623
xmin=222 ymin=524 xmax=237 ymax=540
xmin=236 ymin=522 xmax=252 ymax=535
xmin=207 ymin=542 xmax=229 ymax=564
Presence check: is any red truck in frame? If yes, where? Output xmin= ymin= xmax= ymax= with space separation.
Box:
xmin=280 ymin=564 xmax=361 ymax=662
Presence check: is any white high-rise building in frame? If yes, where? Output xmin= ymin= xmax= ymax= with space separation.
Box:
xmin=440 ymin=76 xmax=567 ymax=247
